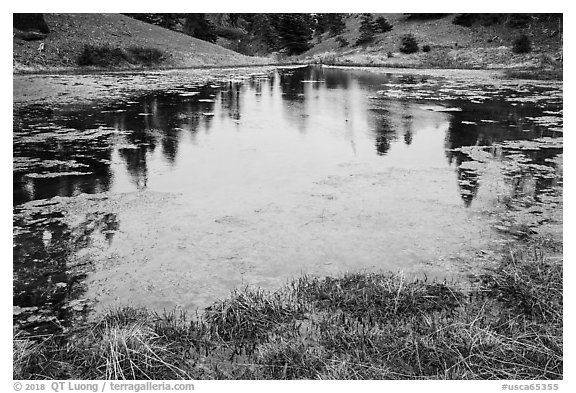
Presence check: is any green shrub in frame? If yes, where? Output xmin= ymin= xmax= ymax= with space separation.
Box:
xmin=355 ymin=13 xmax=376 ymax=46
xmin=125 ymin=47 xmax=164 ymax=65
xmin=512 ymin=34 xmax=532 ymax=54
xmin=399 ymin=34 xmax=419 ymax=54
xmin=335 ymin=36 xmax=349 ymax=47
xmin=422 ymin=44 xmax=431 ymax=52
xmin=506 ymin=14 xmax=532 ymax=29
xmin=375 ymin=17 xmax=393 ymax=33
xmin=214 ymin=25 xmax=245 ymax=41
xmin=452 ymin=14 xmax=477 ymax=27
xmin=77 ymin=45 xmax=164 ymax=67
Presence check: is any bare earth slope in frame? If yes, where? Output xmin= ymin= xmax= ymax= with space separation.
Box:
xmin=13 ymin=13 xmax=268 ymax=72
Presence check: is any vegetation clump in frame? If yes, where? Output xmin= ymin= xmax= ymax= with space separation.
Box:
xmin=336 ymin=36 xmax=349 ymax=48
xmin=355 ymin=13 xmax=377 ymax=46
xmin=77 ymin=45 xmax=164 ymax=67
xmin=506 ymin=14 xmax=532 ymax=29
xmin=452 ymin=14 xmax=478 ymax=27
xmin=374 ymin=16 xmax=393 ymax=33
xmin=422 ymin=44 xmax=431 ymax=52
xmin=277 ymin=14 xmax=312 ymax=55
xmin=315 ymin=14 xmax=346 ymax=37
xmin=399 ymin=34 xmax=419 ymax=54
xmin=513 ymin=34 xmax=533 ymax=54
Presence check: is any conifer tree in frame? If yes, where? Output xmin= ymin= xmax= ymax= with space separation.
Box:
xmin=375 ymin=16 xmax=393 ymax=33
xmin=356 ymin=13 xmax=376 ymax=45
xmin=327 ymin=14 xmax=346 ymax=36
xmin=183 ymin=14 xmax=217 ymax=43
xmin=277 ymin=14 xmax=312 ymax=55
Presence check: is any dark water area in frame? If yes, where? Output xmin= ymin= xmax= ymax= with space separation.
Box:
xmin=13 ymin=66 xmax=563 ymax=333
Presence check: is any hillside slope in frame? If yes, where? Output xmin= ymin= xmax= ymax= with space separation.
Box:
xmin=13 ymin=13 xmax=269 ymax=72
xmin=303 ymin=14 xmax=562 ymax=70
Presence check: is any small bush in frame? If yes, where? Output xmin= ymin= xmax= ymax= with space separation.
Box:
xmin=453 ymin=14 xmax=506 ymax=28
xmin=126 ymin=47 xmax=164 ymax=65
xmin=335 ymin=36 xmax=349 ymax=48
xmin=77 ymin=45 xmax=164 ymax=67
xmin=374 ymin=17 xmax=393 ymax=33
xmin=13 ymin=13 xmax=50 ymax=33
xmin=506 ymin=14 xmax=532 ymax=29
xmin=452 ymin=14 xmax=477 ymax=27
xmin=480 ymin=14 xmax=503 ymax=26
xmin=512 ymin=34 xmax=532 ymax=54
xmin=399 ymin=34 xmax=419 ymax=54
xmin=214 ymin=25 xmax=244 ymax=41
xmin=387 ymin=51 xmax=394 ymax=58
xmin=422 ymin=45 xmax=431 ymax=52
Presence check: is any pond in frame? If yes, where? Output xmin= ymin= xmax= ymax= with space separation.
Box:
xmin=13 ymin=65 xmax=563 ymax=332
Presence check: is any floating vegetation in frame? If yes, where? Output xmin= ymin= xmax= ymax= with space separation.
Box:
xmin=14 ymin=126 xmax=117 ymax=145
xmin=421 ymin=105 xmax=462 ymax=112
xmin=459 ymin=160 xmax=486 ymax=172
xmin=497 ymin=137 xmax=563 ymax=151
xmin=25 ymin=171 xmax=94 ymax=179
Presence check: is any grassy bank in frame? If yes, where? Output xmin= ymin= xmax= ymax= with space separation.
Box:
xmin=301 ymin=49 xmax=562 ymax=80
xmin=14 ymin=236 xmax=562 ymax=380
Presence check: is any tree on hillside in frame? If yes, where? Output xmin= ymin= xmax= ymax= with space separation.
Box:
xmin=399 ymin=34 xmax=419 ymax=53
xmin=126 ymin=14 xmax=180 ymax=30
xmin=375 ymin=16 xmax=393 ymax=33
xmin=313 ymin=14 xmax=346 ymax=38
xmin=242 ymin=14 xmax=282 ymax=52
xmin=324 ymin=14 xmax=346 ymax=36
xmin=183 ymin=14 xmax=217 ymax=43
xmin=277 ymin=14 xmax=312 ymax=55
xmin=13 ymin=13 xmax=50 ymax=33
xmin=356 ymin=13 xmax=377 ymax=46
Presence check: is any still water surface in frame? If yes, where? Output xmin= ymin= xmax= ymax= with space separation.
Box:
xmin=13 ymin=66 xmax=563 ymax=330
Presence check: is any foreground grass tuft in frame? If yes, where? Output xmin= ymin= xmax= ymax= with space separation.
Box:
xmin=14 ymin=240 xmax=562 ymax=380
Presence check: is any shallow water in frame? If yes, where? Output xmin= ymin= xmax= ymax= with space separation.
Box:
xmin=13 ymin=66 xmax=563 ymax=331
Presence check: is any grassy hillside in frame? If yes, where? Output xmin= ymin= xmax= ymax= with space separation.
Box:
xmin=13 ymin=14 xmax=563 ymax=74
xmin=13 ymin=13 xmax=269 ymax=73
xmin=302 ymin=14 xmax=562 ymax=71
